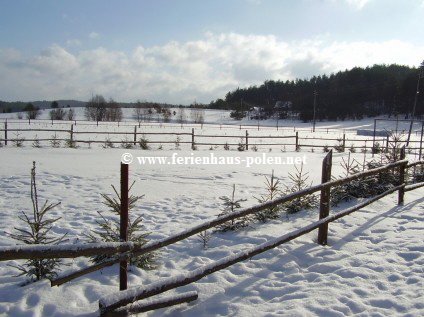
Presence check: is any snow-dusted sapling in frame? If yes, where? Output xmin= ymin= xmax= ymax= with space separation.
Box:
xmin=32 ymin=134 xmax=41 ymax=148
xmin=65 ymin=138 xmax=77 ymax=148
xmin=120 ymin=136 xmax=133 ymax=149
xmin=50 ymin=133 xmax=60 ymax=148
xmin=237 ymin=138 xmax=245 ymax=151
xmin=8 ymin=161 xmax=67 ymax=283
xmin=255 ymin=171 xmax=284 ymax=221
xmin=102 ymin=137 xmax=114 ymax=148
xmin=174 ymin=136 xmax=181 ymax=150
xmin=283 ymin=164 xmax=318 ymax=214
xmin=138 ymin=135 xmax=150 ymax=150
xmin=13 ymin=131 xmax=25 ymax=147
xmin=334 ymin=138 xmax=344 ymax=153
xmin=331 ymin=153 xmax=364 ymax=206
xmin=84 ymin=182 xmax=155 ymax=269
xmin=197 ymin=230 xmax=211 ymax=249
xmin=216 ymin=184 xmax=249 ymax=231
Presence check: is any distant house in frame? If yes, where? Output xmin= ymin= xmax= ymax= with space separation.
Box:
xmin=249 ymin=106 xmax=267 ymax=120
xmin=274 ymin=101 xmax=296 ymax=119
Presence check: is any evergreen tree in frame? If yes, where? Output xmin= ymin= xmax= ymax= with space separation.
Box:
xmin=84 ymin=182 xmax=155 ymax=269
xmin=8 ymin=162 xmax=67 ymax=282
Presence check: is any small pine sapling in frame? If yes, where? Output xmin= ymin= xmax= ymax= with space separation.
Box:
xmin=216 ymin=184 xmax=249 ymax=231
xmin=175 ymin=136 xmax=181 ymax=150
xmin=381 ymin=133 xmax=404 ymax=164
xmin=84 ymin=182 xmax=155 ymax=269
xmin=13 ymin=131 xmax=25 ymax=147
xmin=103 ymin=137 xmax=114 ymax=148
xmin=65 ymin=138 xmax=77 ymax=148
xmin=8 ymin=162 xmax=67 ymax=282
xmin=334 ymin=138 xmax=344 ymax=152
xmin=50 ymin=133 xmax=60 ymax=148
xmin=197 ymin=230 xmax=211 ymax=249
xmin=330 ymin=153 xmax=364 ymax=206
xmin=32 ymin=135 xmax=41 ymax=148
xmin=371 ymin=141 xmax=381 ymax=154
xmin=139 ymin=135 xmax=149 ymax=150
xmin=255 ymin=171 xmax=283 ymax=221
xmin=283 ymin=164 xmax=318 ymax=214
xmin=237 ymin=138 xmax=245 ymax=151
xmin=120 ymin=136 xmax=133 ymax=149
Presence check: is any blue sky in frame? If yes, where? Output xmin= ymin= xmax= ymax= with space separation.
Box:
xmin=0 ymin=0 xmax=423 ymax=104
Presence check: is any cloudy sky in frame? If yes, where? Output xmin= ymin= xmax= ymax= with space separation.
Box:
xmin=0 ymin=0 xmax=423 ymax=104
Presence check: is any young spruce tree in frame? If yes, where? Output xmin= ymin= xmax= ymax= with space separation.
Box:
xmin=216 ymin=184 xmax=249 ymax=232
xmin=84 ymin=182 xmax=156 ymax=269
xmin=255 ymin=171 xmax=283 ymax=221
xmin=9 ymin=162 xmax=67 ymax=282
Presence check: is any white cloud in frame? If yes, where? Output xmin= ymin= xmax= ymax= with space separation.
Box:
xmin=0 ymin=33 xmax=423 ymax=103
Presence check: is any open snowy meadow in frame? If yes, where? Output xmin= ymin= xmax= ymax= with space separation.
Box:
xmin=0 ymin=109 xmax=423 ymax=316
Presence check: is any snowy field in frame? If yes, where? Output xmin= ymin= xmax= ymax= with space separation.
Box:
xmin=0 ymin=110 xmax=423 ymax=316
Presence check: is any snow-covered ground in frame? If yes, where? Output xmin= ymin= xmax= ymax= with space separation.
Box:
xmin=0 ymin=110 xmax=423 ymax=316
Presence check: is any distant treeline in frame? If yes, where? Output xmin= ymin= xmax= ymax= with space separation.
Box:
xmin=208 ymin=63 xmax=424 ymax=121
xmin=0 ymin=99 xmax=183 ymax=113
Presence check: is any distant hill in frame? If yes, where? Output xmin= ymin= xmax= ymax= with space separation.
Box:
xmin=0 ymin=100 xmax=87 ymax=113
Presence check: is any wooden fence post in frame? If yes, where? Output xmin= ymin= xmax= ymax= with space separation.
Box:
xmin=318 ymin=150 xmax=332 ymax=245
xmin=133 ymin=126 xmax=137 ymax=146
xmin=4 ymin=120 xmax=7 ymax=146
xmin=419 ymin=121 xmax=424 ymax=160
xmin=386 ymin=135 xmax=389 ymax=152
xmin=70 ymin=124 xmax=74 ymax=143
xmin=191 ymin=128 xmax=195 ymax=150
xmin=245 ymin=130 xmax=249 ymax=150
xmin=398 ymin=146 xmax=406 ymax=205
xmin=342 ymin=134 xmax=346 ymax=152
xmin=372 ymin=118 xmax=377 ymax=157
xmin=295 ymin=131 xmax=299 ymax=151
xmin=120 ymin=163 xmax=129 ymax=291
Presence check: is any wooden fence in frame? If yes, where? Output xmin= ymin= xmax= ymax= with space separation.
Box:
xmin=1 ymin=148 xmax=424 ymax=315
xmin=2 ymin=120 xmax=424 ymax=153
